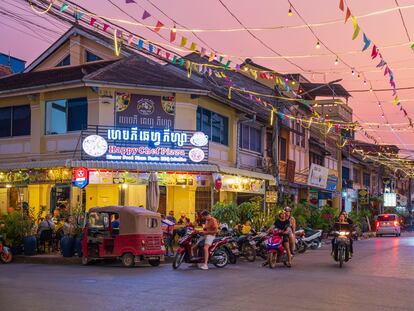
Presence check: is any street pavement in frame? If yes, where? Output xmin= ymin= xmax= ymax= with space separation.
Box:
xmin=1 ymin=234 xmax=414 ymax=311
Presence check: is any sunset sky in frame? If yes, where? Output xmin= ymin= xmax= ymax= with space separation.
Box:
xmin=1 ymin=0 xmax=414 ymax=152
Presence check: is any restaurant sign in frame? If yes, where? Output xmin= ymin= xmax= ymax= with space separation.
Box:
xmin=73 ymin=167 xmax=89 ymax=189
xmin=81 ymin=126 xmax=209 ymax=164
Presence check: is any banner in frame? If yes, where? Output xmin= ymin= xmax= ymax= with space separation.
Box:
xmin=308 ymin=164 xmax=329 ymax=189
xmin=115 ymin=93 xmax=175 ymax=129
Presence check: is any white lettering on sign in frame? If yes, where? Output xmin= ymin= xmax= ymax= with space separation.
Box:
xmin=107 ymin=128 xmax=188 ymax=147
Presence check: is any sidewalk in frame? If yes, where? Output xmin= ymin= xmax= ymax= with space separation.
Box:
xmin=13 ymin=254 xmax=175 ymax=265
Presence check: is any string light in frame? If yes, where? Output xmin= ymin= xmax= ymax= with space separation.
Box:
xmin=288 ymin=6 xmax=293 ymax=17
xmin=315 ymin=41 xmax=321 ymax=49
xmin=172 ymin=24 xmax=177 ymax=33
xmin=357 ymin=73 xmax=361 ymax=79
xmin=351 ymin=69 xmax=355 ymax=75
xmin=334 ymin=58 xmax=339 ymax=65
xmin=363 ymin=80 xmax=367 ymax=85
xmin=369 ymin=87 xmax=373 ymax=92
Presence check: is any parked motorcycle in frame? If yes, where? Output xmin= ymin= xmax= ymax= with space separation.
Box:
xmin=0 ymin=237 xmax=13 ymax=264
xmin=172 ymin=227 xmax=230 ymax=269
xmin=266 ymin=230 xmax=291 ymax=268
xmin=251 ymin=231 xmax=270 ymax=260
xmin=332 ymin=230 xmax=352 ymax=268
xmin=295 ymin=228 xmax=322 ymax=253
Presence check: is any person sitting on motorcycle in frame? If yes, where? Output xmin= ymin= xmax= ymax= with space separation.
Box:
xmin=267 ymin=212 xmax=292 ymax=267
xmin=192 ymin=210 xmax=219 ymax=270
xmin=284 ymin=207 xmax=296 ymax=254
xmin=331 ymin=213 xmax=353 ymax=257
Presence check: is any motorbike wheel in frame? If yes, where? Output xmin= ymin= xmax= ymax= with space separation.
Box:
xmin=296 ymin=240 xmax=307 ymax=254
xmin=172 ymin=252 xmax=185 ymax=270
xmin=81 ymin=256 xmax=90 ymax=266
xmin=339 ymin=248 xmax=344 ymax=268
xmin=310 ymin=238 xmax=321 ymax=250
xmin=268 ymin=253 xmax=277 ymax=269
xmin=243 ymin=244 xmax=256 ymax=262
xmin=213 ymin=249 xmax=229 ymax=268
xmin=121 ymin=253 xmax=135 ymax=268
xmin=0 ymin=252 xmax=12 ymax=263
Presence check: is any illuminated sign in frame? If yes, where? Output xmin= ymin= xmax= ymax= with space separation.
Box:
xmin=73 ymin=167 xmax=89 ymax=189
xmin=383 ymin=193 xmax=397 ymax=207
xmin=81 ymin=126 xmax=209 ymax=164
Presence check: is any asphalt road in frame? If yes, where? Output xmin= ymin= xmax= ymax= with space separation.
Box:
xmin=1 ymin=234 xmax=414 ymax=311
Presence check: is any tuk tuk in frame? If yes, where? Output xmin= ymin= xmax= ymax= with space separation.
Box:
xmin=81 ymin=206 xmax=165 ymax=267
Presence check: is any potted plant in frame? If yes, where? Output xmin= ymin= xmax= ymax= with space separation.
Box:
xmin=21 ymin=208 xmax=37 ymax=256
xmin=1 ymin=211 xmax=24 ymax=254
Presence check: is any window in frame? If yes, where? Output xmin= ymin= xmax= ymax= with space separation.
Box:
xmin=56 ymin=55 xmax=70 ymax=67
xmin=196 ymin=107 xmax=228 ymax=145
xmin=146 ymin=218 xmax=159 ymax=228
xmin=239 ymin=124 xmax=262 ymax=153
xmin=0 ymin=105 xmax=31 ymax=137
xmin=363 ymin=173 xmax=370 ymax=188
xmin=45 ymin=98 xmax=88 ymax=134
xmin=353 ymin=168 xmax=361 ymax=184
xmin=85 ymin=51 xmax=102 ymax=62
xmin=310 ymin=152 xmax=324 ymax=166
xmin=279 ymin=137 xmax=287 ymax=161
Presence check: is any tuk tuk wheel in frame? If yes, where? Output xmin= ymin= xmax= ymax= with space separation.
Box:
xmin=148 ymin=259 xmax=160 ymax=267
xmin=121 ymin=253 xmax=135 ymax=267
xmin=81 ymin=256 xmax=90 ymax=265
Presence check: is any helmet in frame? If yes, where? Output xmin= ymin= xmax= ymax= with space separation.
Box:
xmin=284 ymin=207 xmax=291 ymax=212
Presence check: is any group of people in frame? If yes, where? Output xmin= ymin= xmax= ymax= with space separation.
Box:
xmin=37 ymin=212 xmax=76 ymax=253
xmin=161 ymin=211 xmax=193 ymax=257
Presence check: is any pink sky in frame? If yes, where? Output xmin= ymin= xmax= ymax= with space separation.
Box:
xmin=1 ymin=0 xmax=414 ymax=152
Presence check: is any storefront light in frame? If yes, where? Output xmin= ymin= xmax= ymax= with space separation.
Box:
xmin=122 ymin=184 xmax=128 ymax=189
xmin=5 ymin=184 xmax=12 ymax=188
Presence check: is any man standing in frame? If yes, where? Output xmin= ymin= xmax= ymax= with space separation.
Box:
xmin=199 ymin=210 xmax=218 ymax=270
xmin=284 ymin=207 xmax=296 ymax=254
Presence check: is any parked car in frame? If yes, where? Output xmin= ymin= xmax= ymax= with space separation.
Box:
xmin=375 ymin=214 xmax=401 ymax=237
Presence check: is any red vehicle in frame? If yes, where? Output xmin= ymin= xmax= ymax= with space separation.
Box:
xmin=172 ymin=227 xmax=230 ymax=269
xmin=266 ymin=230 xmax=290 ymax=268
xmin=82 ymin=206 xmax=165 ymax=267
xmin=0 ymin=238 xmax=12 ymax=263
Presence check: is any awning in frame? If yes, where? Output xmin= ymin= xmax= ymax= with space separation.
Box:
xmin=218 ymin=165 xmax=275 ymax=181
xmin=70 ymin=160 xmax=218 ymax=172
xmin=0 ymin=159 xmax=71 ymax=170
xmin=0 ymin=159 xmax=275 ymax=181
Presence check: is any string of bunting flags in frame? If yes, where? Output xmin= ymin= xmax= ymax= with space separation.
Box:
xmin=339 ymin=0 xmax=413 ymax=127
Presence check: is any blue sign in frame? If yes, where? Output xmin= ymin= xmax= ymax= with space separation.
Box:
xmin=326 ymin=175 xmax=338 ymax=191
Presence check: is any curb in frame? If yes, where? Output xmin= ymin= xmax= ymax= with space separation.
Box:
xmin=12 ymin=255 xmax=175 ymax=266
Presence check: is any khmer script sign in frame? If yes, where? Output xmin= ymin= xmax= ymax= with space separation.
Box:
xmin=81 ymin=126 xmax=209 ymax=164
xmin=115 ymin=93 xmax=175 ymax=129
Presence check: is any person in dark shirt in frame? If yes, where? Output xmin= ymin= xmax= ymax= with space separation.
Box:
xmin=331 ymin=214 xmax=353 ymax=256
xmin=270 ymin=212 xmax=292 ymax=267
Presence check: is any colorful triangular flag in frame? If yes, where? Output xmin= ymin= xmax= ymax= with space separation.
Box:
xmin=362 ymin=33 xmax=371 ymax=51
xmin=170 ymin=29 xmax=176 ymax=43
xmin=190 ymin=42 xmax=197 ymax=51
xmin=142 ymin=10 xmax=151 ymax=20
xmin=103 ymin=24 xmax=110 ymax=32
xmin=154 ymin=21 xmax=164 ymax=33
xmin=351 ymin=16 xmax=360 ymax=40
xmin=371 ymin=45 xmax=378 ymax=59
xmin=180 ymin=37 xmax=187 ymax=47
xmin=126 ymin=0 xmax=136 ymax=3
xmin=345 ymin=8 xmax=351 ymax=23
xmin=339 ymin=0 xmax=344 ymax=11
xmin=75 ymin=11 xmax=84 ymax=20
xmin=89 ymin=18 xmax=96 ymax=26
xmin=60 ymin=3 xmax=69 ymax=12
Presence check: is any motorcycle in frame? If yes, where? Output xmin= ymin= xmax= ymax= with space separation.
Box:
xmin=0 ymin=238 xmax=13 ymax=264
xmin=249 ymin=230 xmax=269 ymax=260
xmin=266 ymin=230 xmax=291 ymax=268
xmin=333 ymin=230 xmax=351 ymax=268
xmin=172 ymin=227 xmax=231 ymax=269
xmin=295 ymin=228 xmax=322 ymax=253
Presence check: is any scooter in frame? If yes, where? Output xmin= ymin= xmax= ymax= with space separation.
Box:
xmin=295 ymin=228 xmax=322 ymax=253
xmin=0 ymin=238 xmax=13 ymax=264
xmin=172 ymin=227 xmax=231 ymax=269
xmin=333 ymin=230 xmax=352 ymax=268
xmin=266 ymin=230 xmax=291 ymax=268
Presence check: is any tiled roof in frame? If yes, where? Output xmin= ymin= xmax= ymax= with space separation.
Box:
xmin=85 ymin=56 xmax=205 ymax=92
xmin=0 ymin=61 xmax=115 ymax=93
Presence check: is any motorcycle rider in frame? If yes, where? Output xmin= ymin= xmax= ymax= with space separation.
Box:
xmin=192 ymin=210 xmax=219 ymax=270
xmin=284 ymin=207 xmax=296 ymax=254
xmin=265 ymin=211 xmax=292 ymax=267
xmin=331 ymin=213 xmax=353 ymax=257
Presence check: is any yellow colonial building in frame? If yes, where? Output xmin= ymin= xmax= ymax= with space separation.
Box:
xmin=0 ymin=26 xmax=275 ymax=220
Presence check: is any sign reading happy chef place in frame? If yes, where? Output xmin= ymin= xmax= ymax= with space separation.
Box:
xmin=81 ymin=126 xmax=209 ymax=164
